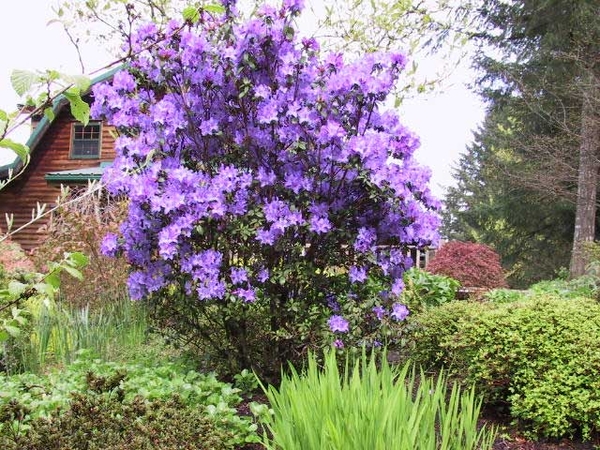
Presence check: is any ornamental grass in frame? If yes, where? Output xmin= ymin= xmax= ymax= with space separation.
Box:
xmin=259 ymin=350 xmax=496 ymax=450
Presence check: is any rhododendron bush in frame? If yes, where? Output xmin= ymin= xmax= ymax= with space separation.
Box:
xmin=93 ymin=0 xmax=439 ymax=376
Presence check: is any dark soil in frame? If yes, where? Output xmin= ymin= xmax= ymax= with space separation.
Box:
xmin=481 ymin=406 xmax=600 ymax=450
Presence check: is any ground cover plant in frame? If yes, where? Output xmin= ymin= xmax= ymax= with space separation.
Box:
xmin=258 ymin=349 xmax=496 ymax=450
xmin=411 ymin=295 xmax=600 ymax=440
xmin=93 ymin=0 xmax=440 ymax=377
xmin=0 ymin=355 xmax=260 ymax=449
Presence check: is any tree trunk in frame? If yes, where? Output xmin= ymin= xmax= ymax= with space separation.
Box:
xmin=570 ymin=77 xmax=600 ymax=278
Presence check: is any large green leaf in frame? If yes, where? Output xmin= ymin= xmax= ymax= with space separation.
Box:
xmin=63 ymin=89 xmax=90 ymax=125
xmin=0 ymin=139 xmax=30 ymax=164
xmin=182 ymin=5 xmax=200 ymax=23
xmin=10 ymin=69 xmax=40 ymax=96
xmin=203 ymin=4 xmax=225 ymax=14
xmin=67 ymin=251 xmax=89 ymax=268
xmin=62 ymin=74 xmax=92 ymax=93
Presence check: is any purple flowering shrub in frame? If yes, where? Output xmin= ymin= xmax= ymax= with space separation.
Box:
xmin=93 ymin=0 xmax=439 ymax=377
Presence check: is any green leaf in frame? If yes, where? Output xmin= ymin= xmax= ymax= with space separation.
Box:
xmin=44 ymin=272 xmax=61 ymax=291
xmin=63 ymin=90 xmax=90 ymax=125
xmin=68 ymin=252 xmax=89 ymax=268
xmin=0 ymin=329 xmax=8 ymax=343
xmin=4 ymin=325 xmax=21 ymax=338
xmin=44 ymin=107 xmax=56 ymax=122
xmin=182 ymin=6 xmax=200 ymax=23
xmin=7 ymin=281 xmax=27 ymax=297
xmin=63 ymin=266 xmax=84 ymax=281
xmin=62 ymin=74 xmax=91 ymax=93
xmin=10 ymin=69 xmax=40 ymax=96
xmin=203 ymin=4 xmax=226 ymax=14
xmin=0 ymin=139 xmax=30 ymax=164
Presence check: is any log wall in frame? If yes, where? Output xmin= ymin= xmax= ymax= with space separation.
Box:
xmin=0 ymin=110 xmax=116 ymax=252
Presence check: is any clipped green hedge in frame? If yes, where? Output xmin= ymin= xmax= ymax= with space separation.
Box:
xmin=411 ymin=296 xmax=600 ymax=439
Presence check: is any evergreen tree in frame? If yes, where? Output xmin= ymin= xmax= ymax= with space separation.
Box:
xmin=447 ymin=0 xmax=599 ymax=280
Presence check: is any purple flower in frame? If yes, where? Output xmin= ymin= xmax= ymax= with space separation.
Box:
xmin=333 ymin=339 xmax=344 ymax=349
xmin=391 ymin=303 xmax=409 ymax=321
xmin=234 ymin=287 xmax=256 ymax=303
xmin=372 ymin=306 xmax=385 ymax=320
xmin=100 ymin=233 xmax=119 ymax=257
xmin=328 ymin=315 xmax=349 ymax=333
xmin=257 ymin=268 xmax=270 ymax=283
xmin=327 ymin=295 xmax=340 ymax=312
xmin=348 ymin=266 xmax=368 ymax=283
xmin=309 ymin=215 xmax=332 ymax=234
xmin=230 ymin=267 xmax=248 ymax=285
xmin=391 ymin=278 xmax=405 ymax=295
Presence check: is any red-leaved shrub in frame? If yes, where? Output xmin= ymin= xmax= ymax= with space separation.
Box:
xmin=426 ymin=241 xmax=507 ymax=289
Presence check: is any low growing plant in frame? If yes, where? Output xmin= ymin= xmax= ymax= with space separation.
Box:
xmin=483 ymin=288 xmax=524 ymax=303
xmin=0 ymin=355 xmax=260 ymax=446
xmin=258 ymin=350 xmax=496 ymax=450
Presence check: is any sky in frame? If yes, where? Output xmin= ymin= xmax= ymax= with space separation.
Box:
xmin=0 ymin=0 xmax=486 ymax=199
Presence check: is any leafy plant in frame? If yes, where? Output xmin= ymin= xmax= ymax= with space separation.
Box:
xmin=528 ymin=276 xmax=598 ymax=299
xmin=0 ymin=355 xmax=260 ymax=446
xmin=401 ymin=267 xmax=460 ymax=312
xmin=426 ymin=241 xmax=507 ymax=289
xmin=258 ymin=350 xmax=496 ymax=450
xmin=14 ymin=298 xmax=148 ymax=373
xmin=411 ymin=296 xmax=600 ymax=439
xmin=0 ymin=252 xmax=88 ymax=372
xmin=1 ymin=395 xmax=239 ymax=450
xmin=483 ymin=288 xmax=524 ymax=303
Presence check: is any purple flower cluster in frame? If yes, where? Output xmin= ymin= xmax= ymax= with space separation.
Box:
xmin=93 ymin=1 xmax=439 ymax=336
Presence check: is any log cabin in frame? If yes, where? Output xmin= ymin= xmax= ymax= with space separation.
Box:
xmin=0 ymin=73 xmax=117 ymax=252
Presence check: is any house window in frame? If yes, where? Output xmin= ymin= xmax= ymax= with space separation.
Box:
xmin=71 ymin=122 xmax=101 ymax=159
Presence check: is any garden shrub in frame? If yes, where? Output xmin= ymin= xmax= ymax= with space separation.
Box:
xmin=93 ymin=1 xmax=439 ymax=377
xmin=426 ymin=241 xmax=507 ymax=289
xmin=411 ymin=296 xmax=600 ymax=439
xmin=32 ymin=188 xmax=128 ymax=309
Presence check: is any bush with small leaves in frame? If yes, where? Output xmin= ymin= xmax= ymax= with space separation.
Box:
xmin=426 ymin=241 xmax=507 ymax=289
xmin=411 ymin=296 xmax=600 ymax=439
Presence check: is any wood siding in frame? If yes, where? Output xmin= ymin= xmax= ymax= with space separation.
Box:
xmin=0 ymin=110 xmax=116 ymax=252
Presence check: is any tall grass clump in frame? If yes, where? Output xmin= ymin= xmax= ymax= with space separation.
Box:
xmin=14 ymin=298 xmax=148 ymax=373
xmin=259 ymin=350 xmax=496 ymax=450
